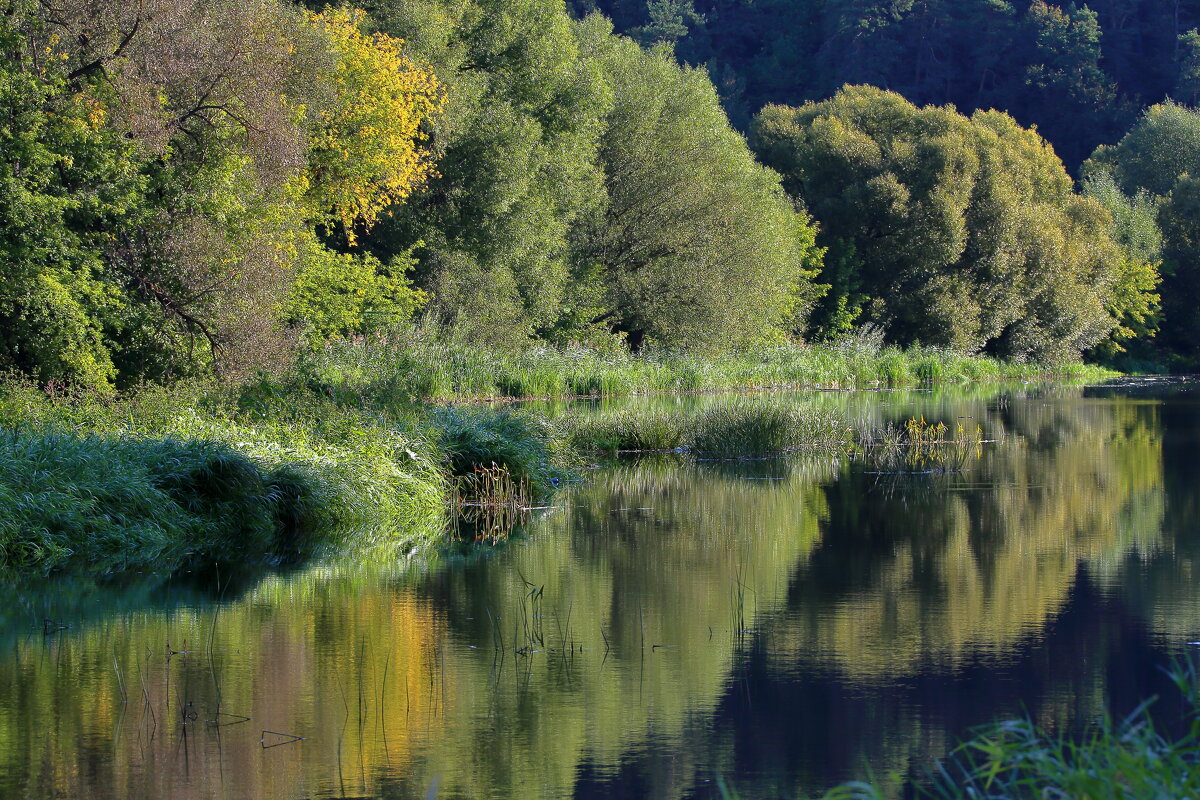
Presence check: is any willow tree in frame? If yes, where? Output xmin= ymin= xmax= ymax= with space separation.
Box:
xmin=573 ymin=15 xmax=824 ymax=351
xmin=753 ymin=85 xmax=1155 ymax=362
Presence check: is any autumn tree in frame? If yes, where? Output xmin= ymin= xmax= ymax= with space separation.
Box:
xmin=0 ymin=0 xmax=441 ymax=388
xmin=302 ymin=9 xmax=444 ymax=240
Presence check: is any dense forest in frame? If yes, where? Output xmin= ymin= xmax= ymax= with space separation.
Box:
xmin=3 ymin=0 xmax=1199 ymax=394
xmin=570 ymin=0 xmax=1200 ymax=171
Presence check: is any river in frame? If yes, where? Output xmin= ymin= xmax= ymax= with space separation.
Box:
xmin=1 ymin=379 xmax=1195 ymax=799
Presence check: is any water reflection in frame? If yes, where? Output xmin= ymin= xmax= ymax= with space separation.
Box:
xmin=0 ymin=381 xmax=1195 ymax=799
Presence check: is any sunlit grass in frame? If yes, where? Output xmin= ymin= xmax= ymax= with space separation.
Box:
xmin=301 ymin=331 xmax=1117 ymax=404
xmin=565 ymin=399 xmax=852 ymax=458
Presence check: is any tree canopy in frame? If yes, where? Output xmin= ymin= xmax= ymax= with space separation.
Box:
xmin=1086 ymin=102 xmax=1200 ymax=361
xmin=355 ymin=0 xmax=612 ymax=344
xmin=575 ymin=15 xmax=824 ymax=350
xmin=753 ymin=85 xmax=1156 ymax=361
xmin=571 ymin=0 xmax=1200 ymax=172
xmin=0 ymin=0 xmax=441 ymax=389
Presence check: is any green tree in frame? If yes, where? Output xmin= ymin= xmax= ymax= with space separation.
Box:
xmin=1174 ymin=28 xmax=1200 ymax=105
xmin=359 ymin=0 xmax=612 ymax=345
xmin=1016 ymin=0 xmax=1126 ymax=168
xmin=574 ymin=16 xmax=824 ymax=351
xmin=1082 ymin=171 xmax=1162 ymax=353
xmin=1086 ymin=102 xmax=1200 ymax=360
xmin=753 ymin=85 xmax=1151 ymax=362
xmin=0 ymin=12 xmax=145 ymax=390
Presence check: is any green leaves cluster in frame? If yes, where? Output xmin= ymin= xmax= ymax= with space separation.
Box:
xmin=752 ymin=85 xmax=1156 ymax=362
xmin=573 ymin=0 xmax=1198 ymax=172
xmin=356 ymin=0 xmax=823 ymax=351
xmin=1 ymin=0 xmax=1172 ymax=385
xmin=574 ymin=16 xmax=823 ymax=351
xmin=1086 ymin=102 xmax=1200 ymax=363
xmin=0 ymin=16 xmax=145 ymax=390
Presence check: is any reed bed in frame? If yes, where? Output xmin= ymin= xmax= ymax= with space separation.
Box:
xmin=302 ymin=332 xmax=1116 ymax=404
xmin=566 ymin=399 xmax=852 ymax=458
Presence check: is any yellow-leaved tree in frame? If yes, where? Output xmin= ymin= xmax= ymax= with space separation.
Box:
xmin=304 ymin=9 xmax=444 ymax=241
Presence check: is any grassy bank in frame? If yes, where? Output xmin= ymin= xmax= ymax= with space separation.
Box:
xmin=0 ymin=338 xmax=1114 ymax=576
xmin=302 ymin=334 xmax=1117 ymax=403
xmin=0 ymin=383 xmax=450 ymax=574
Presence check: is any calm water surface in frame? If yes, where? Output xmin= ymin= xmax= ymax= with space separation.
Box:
xmin=2 ymin=380 xmax=1198 ymax=799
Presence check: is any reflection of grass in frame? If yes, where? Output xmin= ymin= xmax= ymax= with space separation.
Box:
xmin=825 ymin=660 xmax=1200 ymax=800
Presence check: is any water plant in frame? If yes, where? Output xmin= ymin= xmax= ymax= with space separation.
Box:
xmin=825 ymin=659 xmax=1200 ymax=799
xmin=567 ymin=409 xmax=689 ymax=453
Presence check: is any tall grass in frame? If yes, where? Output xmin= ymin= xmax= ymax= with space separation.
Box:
xmin=566 ymin=399 xmax=852 ymax=458
xmin=0 ymin=431 xmax=284 ymax=573
xmin=687 ymin=401 xmax=847 ymax=458
xmin=427 ymin=405 xmax=567 ymax=495
xmin=301 ymin=332 xmax=1117 ymax=404
xmin=0 ymin=379 xmax=451 ymax=575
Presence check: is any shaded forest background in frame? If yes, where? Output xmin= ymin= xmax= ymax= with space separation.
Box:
xmin=570 ymin=0 xmax=1200 ymax=171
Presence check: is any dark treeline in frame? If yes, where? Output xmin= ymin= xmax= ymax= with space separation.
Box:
xmin=2 ymin=0 xmax=1197 ymax=395
xmin=568 ymin=0 xmax=1200 ymax=172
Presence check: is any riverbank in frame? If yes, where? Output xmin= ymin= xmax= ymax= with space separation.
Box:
xmin=0 ymin=341 xmax=1117 ymax=576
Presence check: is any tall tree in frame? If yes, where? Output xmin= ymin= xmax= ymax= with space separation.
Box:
xmin=357 ymin=0 xmax=612 ymax=345
xmin=1087 ymin=101 xmax=1200 ymax=361
xmin=574 ymin=15 xmax=824 ymax=350
xmin=0 ymin=0 xmax=442 ymax=388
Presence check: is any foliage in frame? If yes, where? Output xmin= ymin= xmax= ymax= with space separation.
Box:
xmin=287 ymin=244 xmax=428 ymax=344
xmin=302 ymin=8 xmax=444 ymax=240
xmin=1085 ymin=102 xmax=1200 ymax=362
xmin=570 ymin=0 xmax=1196 ymax=172
xmin=358 ymin=0 xmax=612 ymax=342
xmin=752 ymin=86 xmax=1155 ymax=362
xmin=1081 ymin=171 xmax=1162 ymax=354
xmin=574 ymin=16 xmax=825 ymax=350
xmin=0 ymin=8 xmax=147 ymax=391
xmin=0 ymin=0 xmax=439 ymax=389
